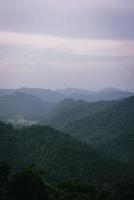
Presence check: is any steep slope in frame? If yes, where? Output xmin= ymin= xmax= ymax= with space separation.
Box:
xmin=42 ymin=99 xmax=115 ymax=128
xmin=0 ymin=121 xmax=126 ymax=183
xmin=65 ymin=96 xmax=134 ymax=163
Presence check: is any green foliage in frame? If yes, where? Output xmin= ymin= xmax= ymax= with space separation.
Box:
xmin=0 ymin=162 xmax=133 ymax=200
xmin=0 ymin=96 xmax=134 ymax=190
xmin=107 ymin=178 xmax=134 ymax=200
xmin=0 ymin=121 xmax=125 ymax=183
xmin=43 ymin=99 xmax=114 ymax=128
xmin=0 ymin=162 xmax=10 ymax=185
xmin=0 ymin=121 xmax=21 ymax=170
xmin=0 ymin=162 xmax=10 ymax=199
xmin=0 ymin=94 xmax=134 ymax=199
xmin=8 ymin=166 xmax=49 ymax=200
xmin=54 ymin=180 xmax=98 ymax=200
xmin=65 ymin=97 xmax=134 ymax=166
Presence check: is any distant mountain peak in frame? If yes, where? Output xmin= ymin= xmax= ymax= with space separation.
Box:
xmin=99 ymin=87 xmax=125 ymax=92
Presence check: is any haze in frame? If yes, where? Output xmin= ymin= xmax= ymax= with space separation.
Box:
xmin=0 ymin=0 xmax=134 ymax=91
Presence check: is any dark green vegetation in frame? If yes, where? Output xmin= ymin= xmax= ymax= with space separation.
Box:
xmin=39 ymin=95 xmax=134 ymax=171
xmin=0 ymin=90 xmax=134 ymax=199
xmin=0 ymin=87 xmax=133 ymax=127
xmin=0 ymin=121 xmax=126 ymax=183
xmin=0 ymin=96 xmax=134 ymax=180
xmin=42 ymin=99 xmax=115 ymax=128
xmin=65 ymin=96 xmax=134 ymax=168
xmin=0 ymin=162 xmax=134 ymax=200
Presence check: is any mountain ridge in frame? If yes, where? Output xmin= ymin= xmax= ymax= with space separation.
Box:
xmin=0 ymin=87 xmax=133 ymax=102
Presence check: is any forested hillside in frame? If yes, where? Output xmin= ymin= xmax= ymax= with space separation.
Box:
xmin=42 ymin=99 xmax=115 ymax=128
xmin=65 ymin=96 xmax=134 ymax=166
xmin=0 ymin=121 xmax=128 ymax=183
xmin=0 ymin=95 xmax=134 ymax=199
xmin=0 ymin=161 xmax=134 ymax=200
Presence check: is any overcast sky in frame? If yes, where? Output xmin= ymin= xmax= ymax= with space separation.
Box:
xmin=0 ymin=0 xmax=134 ymax=91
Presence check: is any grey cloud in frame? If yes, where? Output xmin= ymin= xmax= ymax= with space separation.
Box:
xmin=0 ymin=43 xmax=133 ymax=69
xmin=0 ymin=0 xmax=134 ymax=90
xmin=0 ymin=0 xmax=133 ymax=39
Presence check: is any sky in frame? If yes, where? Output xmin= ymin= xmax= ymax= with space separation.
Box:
xmin=0 ymin=0 xmax=134 ymax=91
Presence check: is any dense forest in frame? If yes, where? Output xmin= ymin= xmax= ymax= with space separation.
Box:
xmin=0 ymin=121 xmax=127 ymax=183
xmin=65 ymin=97 xmax=134 ymax=163
xmin=0 ymin=161 xmax=134 ymax=200
xmin=0 ymin=93 xmax=134 ymax=199
xmin=0 ymin=120 xmax=134 ymax=199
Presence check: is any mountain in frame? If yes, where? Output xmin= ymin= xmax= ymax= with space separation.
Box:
xmin=65 ymin=96 xmax=134 ymax=165
xmin=57 ymin=87 xmax=126 ymax=95
xmin=86 ymin=87 xmax=133 ymax=102
xmin=0 ymin=93 xmax=55 ymax=125
xmin=98 ymin=87 xmax=124 ymax=92
xmin=42 ymin=98 xmax=115 ymax=128
xmin=0 ymin=87 xmax=133 ymax=103
xmin=68 ymin=87 xmax=133 ymax=101
xmin=0 ymin=121 xmax=126 ymax=183
xmin=0 ymin=88 xmax=66 ymax=103
xmin=58 ymin=87 xmax=133 ymax=102
xmin=57 ymin=88 xmax=93 ymax=96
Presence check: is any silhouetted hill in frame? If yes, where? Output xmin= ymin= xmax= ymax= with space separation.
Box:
xmin=57 ymin=88 xmax=93 ymax=96
xmin=87 ymin=89 xmax=133 ymax=102
xmin=58 ymin=87 xmax=133 ymax=101
xmin=0 ymin=93 xmax=55 ymax=124
xmin=0 ymin=87 xmax=133 ymax=103
xmin=0 ymin=88 xmax=66 ymax=103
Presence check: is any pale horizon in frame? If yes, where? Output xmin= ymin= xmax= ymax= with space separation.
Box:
xmin=0 ymin=86 xmax=133 ymax=93
xmin=0 ymin=0 xmax=134 ymax=91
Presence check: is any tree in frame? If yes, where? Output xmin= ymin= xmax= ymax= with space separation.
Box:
xmin=0 ymin=162 xmax=10 ymax=199
xmin=107 ymin=178 xmax=134 ymax=200
xmin=8 ymin=165 xmax=49 ymax=200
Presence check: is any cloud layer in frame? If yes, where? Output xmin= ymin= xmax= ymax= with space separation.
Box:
xmin=0 ymin=0 xmax=134 ymax=90
xmin=0 ymin=0 xmax=134 ymax=38
xmin=0 ymin=31 xmax=134 ymax=90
